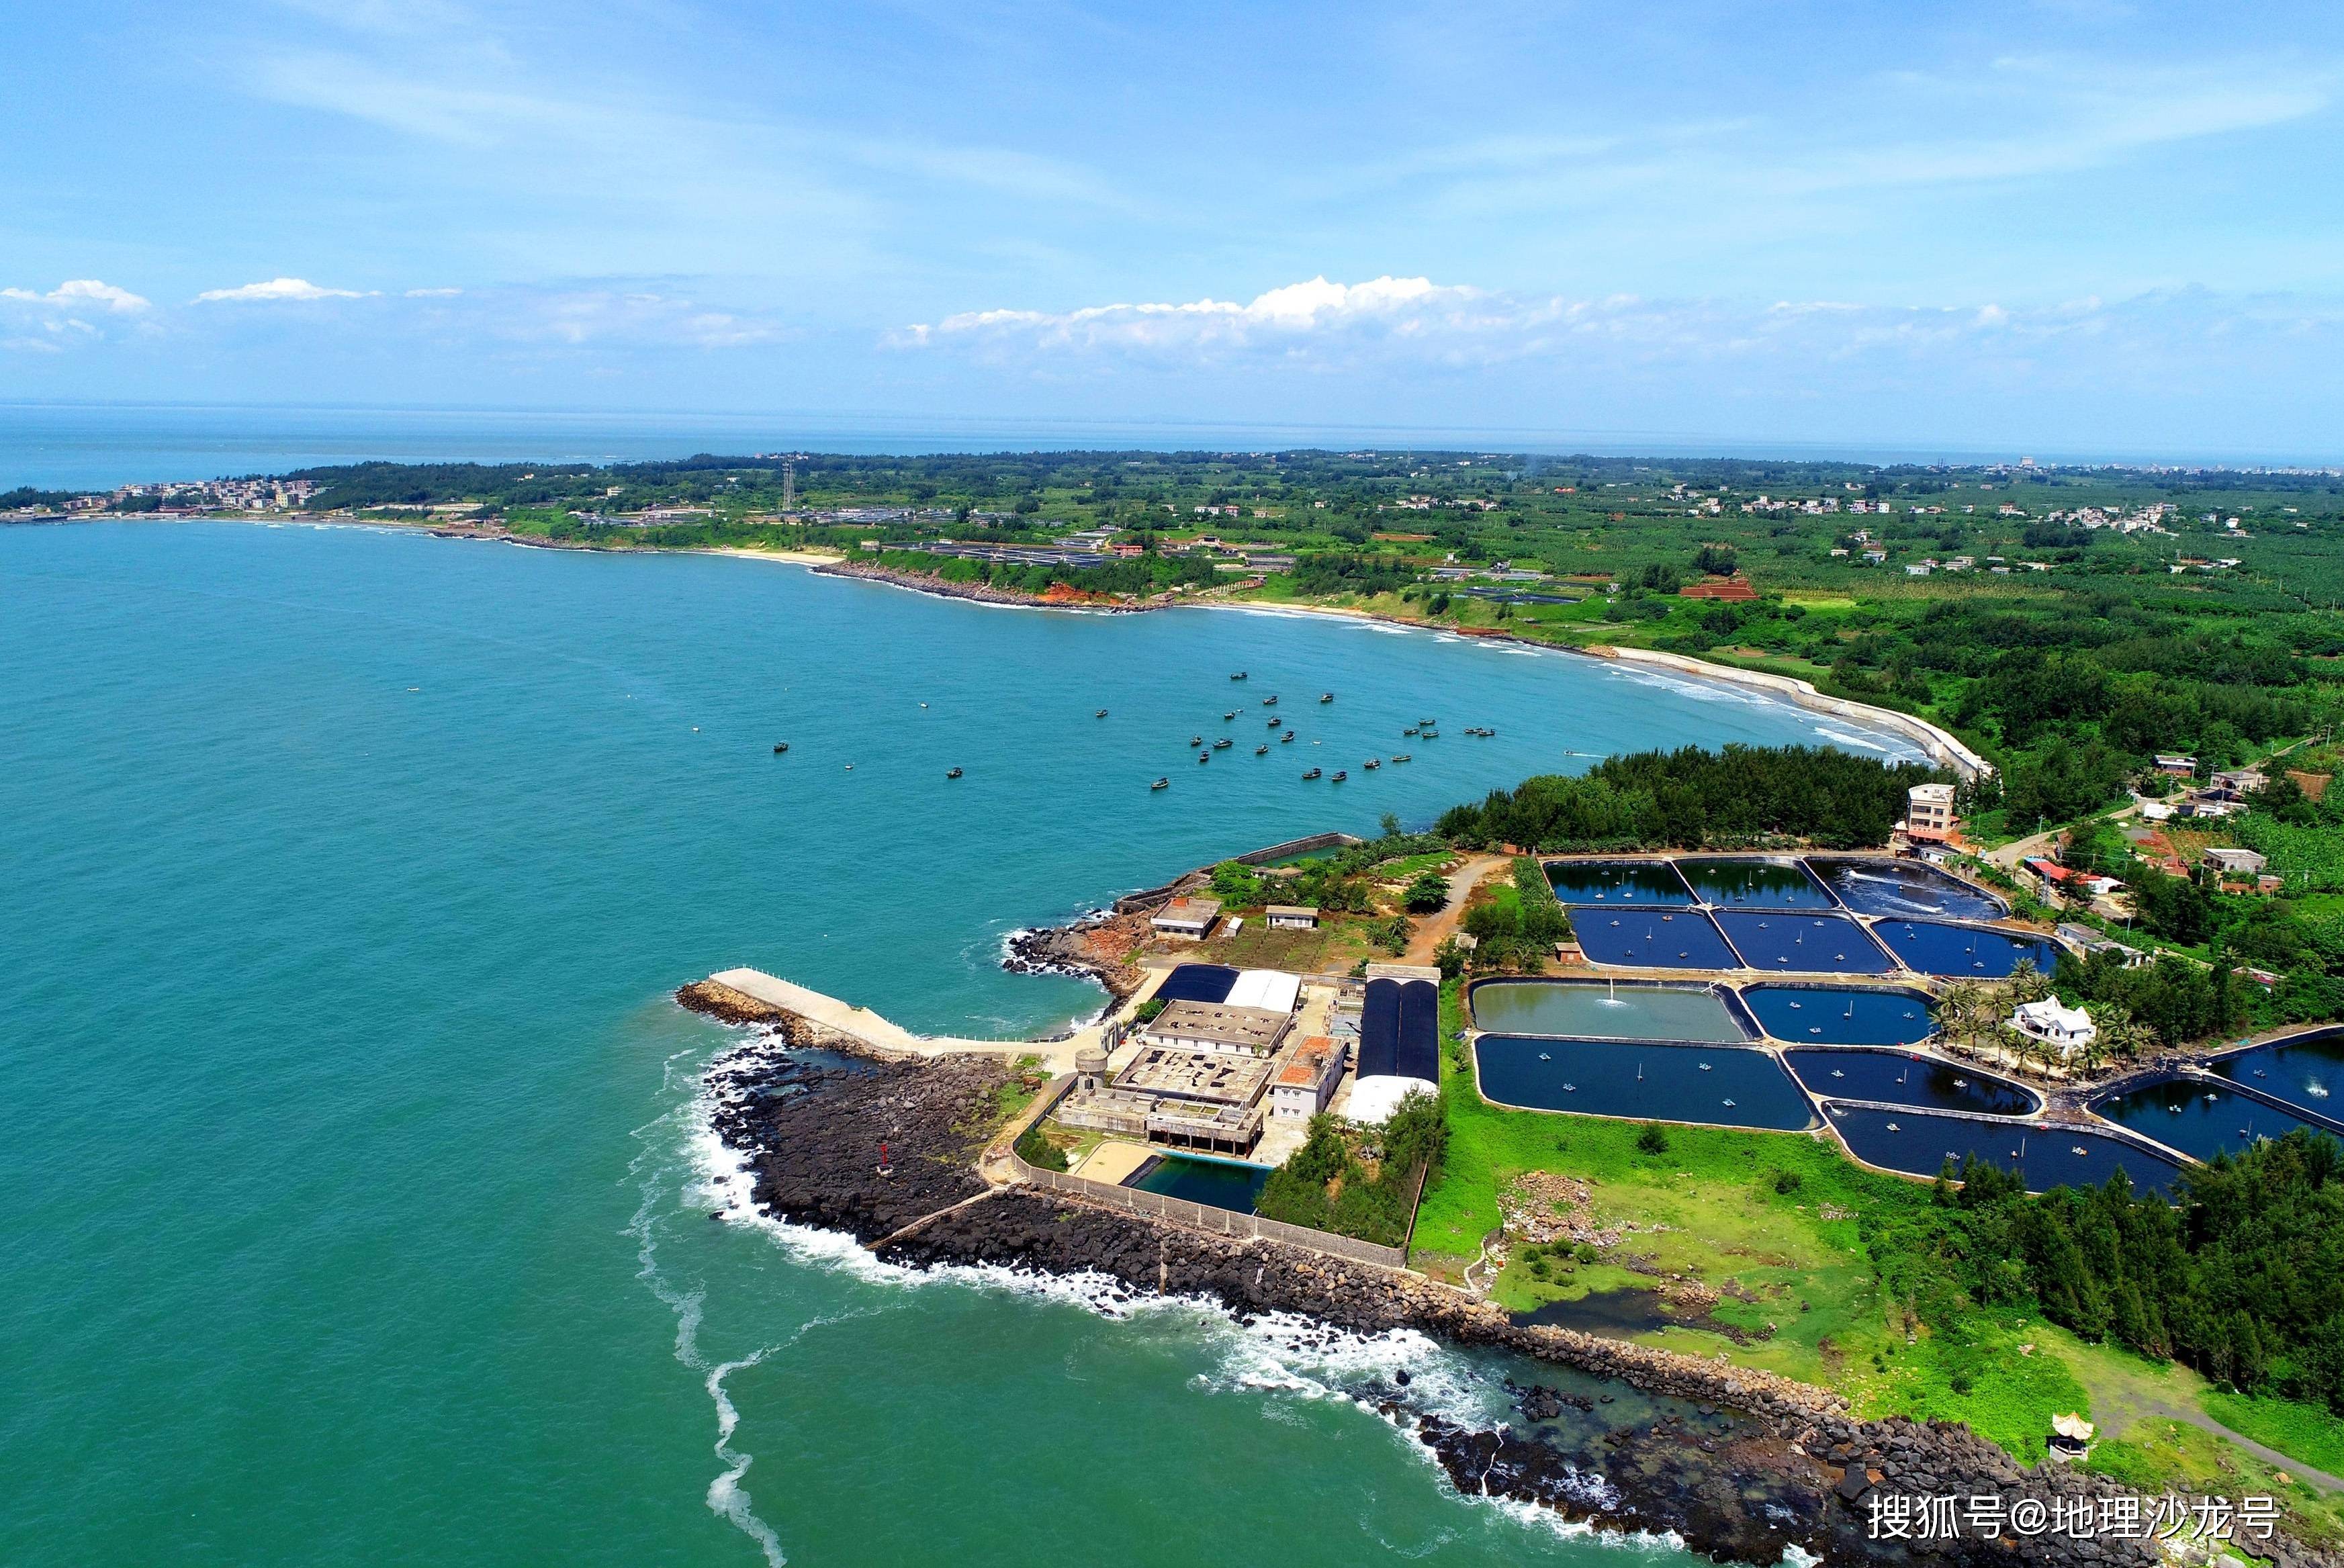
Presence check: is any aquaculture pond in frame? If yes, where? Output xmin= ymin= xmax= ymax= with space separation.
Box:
xmin=1467 ymin=979 xmax=1750 ymax=1043
xmin=1572 ymin=907 xmax=1740 ymax=970
xmin=1808 ymin=858 xmax=2005 ymax=921
xmin=1674 ymin=857 xmax=1838 ymax=910
xmin=1475 ymin=1035 xmax=1815 ymax=1131
xmin=1123 ymin=1152 xmax=1269 ymax=1213
xmin=2205 ymin=1029 xmax=2344 ymax=1123
xmin=2090 ymin=1078 xmax=2339 ymax=1164
xmin=1542 ymin=860 xmax=1695 ymax=905
xmin=1740 ymin=984 xmax=1936 ymax=1046
xmin=1870 ymin=919 xmax=2061 ymax=979
xmin=1713 ymin=911 xmax=1895 ymax=975
xmin=1822 ymin=1104 xmax=2179 ymax=1195
xmin=1784 ymin=1050 xmax=2038 ymax=1117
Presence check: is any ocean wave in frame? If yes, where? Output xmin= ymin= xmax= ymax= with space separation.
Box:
xmin=1809 ymin=725 xmax=1891 ymax=753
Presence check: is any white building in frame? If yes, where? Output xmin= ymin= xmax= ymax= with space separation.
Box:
xmin=1265 ymin=905 xmax=1319 ymax=931
xmin=1905 ymin=782 xmax=1958 ymax=843
xmin=1151 ymin=896 xmax=1222 ymax=939
xmin=2010 ymin=999 xmax=2095 ymax=1060
xmin=1270 ymin=1037 xmax=1345 ymax=1120
xmin=2204 ymin=847 xmax=2269 ymax=876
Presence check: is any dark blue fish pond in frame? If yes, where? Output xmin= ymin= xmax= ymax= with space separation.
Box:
xmin=2204 ymin=1029 xmax=2344 ymax=1123
xmin=1870 ymin=919 xmax=2061 ymax=978
xmin=1785 ymin=1049 xmax=2038 ymax=1117
xmin=1741 ymin=983 xmax=1936 ymax=1046
xmin=1714 ymin=911 xmax=1896 ymax=974
xmin=1675 ymin=856 xmax=1838 ymax=910
xmin=1124 ymin=1152 xmax=1269 ymax=1213
xmin=1823 ymin=1103 xmax=2179 ymax=1194
xmin=1807 ymin=858 xmax=2006 ymax=921
xmin=1544 ymin=860 xmax=1695 ymax=905
xmin=1574 ymin=907 xmax=1740 ymax=970
xmin=1476 ymin=1035 xmax=1815 ymax=1131
xmin=2089 ymin=1078 xmax=2339 ymax=1163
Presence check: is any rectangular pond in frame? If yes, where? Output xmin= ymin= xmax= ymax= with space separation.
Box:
xmin=1806 ymin=857 xmax=2006 ymax=921
xmin=1123 ymin=1152 xmax=1269 ymax=1213
xmin=1785 ymin=1048 xmax=2038 ymax=1117
xmin=2091 ymin=1077 xmax=2339 ymax=1163
xmin=1869 ymin=919 xmax=2061 ymax=979
xmin=1543 ymin=860 xmax=1695 ymax=906
xmin=1467 ymin=978 xmax=1750 ymax=1043
xmin=1821 ymin=1103 xmax=2179 ymax=1195
xmin=1714 ymin=911 xmax=1896 ymax=975
xmin=1674 ymin=857 xmax=1838 ymax=910
xmin=1475 ymin=1035 xmax=1815 ymax=1131
xmin=1740 ymin=983 xmax=1936 ymax=1046
xmin=2205 ymin=1029 xmax=2344 ymax=1123
xmin=1571 ymin=907 xmax=1740 ymax=970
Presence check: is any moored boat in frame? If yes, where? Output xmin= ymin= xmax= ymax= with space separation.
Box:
xmin=1363 ymin=758 xmax=1380 ymax=770
xmin=1189 ymin=735 xmax=1202 ymax=746
xmin=1303 ymin=767 xmax=1321 ymax=780
xmin=946 ymin=767 xmax=962 ymax=778
xmin=772 ymin=742 xmax=789 ymax=753
xmin=1095 ymin=708 xmax=1108 ymax=718
xmin=1392 ymin=753 xmax=1411 ymax=763
xmin=1331 ymin=770 xmax=1347 ymax=782
xmin=1319 ymin=692 xmax=1335 ymax=702
xmin=1151 ymin=777 xmax=1169 ymax=790
xmin=1230 ymin=671 xmax=1247 ymax=680
xmin=1212 ymin=737 xmax=1232 ymax=749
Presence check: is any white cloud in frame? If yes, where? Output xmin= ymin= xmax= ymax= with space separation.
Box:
xmin=404 ymin=286 xmax=463 ymax=297
xmin=194 ymin=277 xmax=371 ymax=302
xmin=1 ymin=279 xmax=151 ymax=313
xmin=897 ymin=275 xmax=2344 ymax=385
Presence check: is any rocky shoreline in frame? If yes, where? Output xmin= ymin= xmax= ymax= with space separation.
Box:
xmin=1001 ymin=909 xmax=1153 ymax=1002
xmin=698 ymin=1035 xmax=2326 ymax=1567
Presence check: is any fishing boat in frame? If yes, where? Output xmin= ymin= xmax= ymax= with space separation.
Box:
xmin=1189 ymin=735 xmax=1202 ymax=747
xmin=772 ymin=742 xmax=789 ymax=753
xmin=1403 ymin=727 xmax=1418 ymax=737
xmin=1095 ymin=708 xmax=1108 ymax=719
xmin=1255 ymin=745 xmax=1269 ymax=755
xmin=946 ymin=768 xmax=962 ymax=779
xmin=1151 ymin=777 xmax=1169 ymax=790
xmin=1262 ymin=695 xmax=1277 ymax=706
xmin=1303 ymin=768 xmax=1322 ymax=780
xmin=1198 ymin=752 xmax=1210 ymax=764
xmin=1319 ymin=692 xmax=1334 ymax=702
xmin=1280 ymin=731 xmax=1296 ymax=743
xmin=1223 ymin=711 xmax=1236 ymax=721
xmin=1418 ymin=717 xmax=1437 ymax=727
xmin=1230 ymin=671 xmax=1247 ymax=680
xmin=1419 ymin=729 xmax=1439 ymax=739
xmin=1363 ymin=758 xmax=1380 ymax=770
xmin=1267 ymin=717 xmax=1281 ymax=728
xmin=1213 ymin=737 xmax=1232 ymax=749
xmin=1331 ymin=770 xmax=1347 ymax=782
xmin=1391 ymin=753 xmax=1410 ymax=763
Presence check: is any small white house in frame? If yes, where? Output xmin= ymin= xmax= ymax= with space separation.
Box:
xmin=2204 ymin=846 xmax=2269 ymax=876
xmin=1265 ymin=905 xmax=1319 ymax=931
xmin=1151 ymin=896 xmax=1222 ymax=939
xmin=2011 ymin=999 xmax=2096 ymax=1060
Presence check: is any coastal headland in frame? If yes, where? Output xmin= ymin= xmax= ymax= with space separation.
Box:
xmin=694 ymin=1027 xmax=2208 ymax=1567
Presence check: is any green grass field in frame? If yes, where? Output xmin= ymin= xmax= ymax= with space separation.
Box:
xmin=1416 ymin=980 xmax=2344 ymax=1484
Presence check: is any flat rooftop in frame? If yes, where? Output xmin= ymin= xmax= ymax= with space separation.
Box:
xmin=1146 ymin=1000 xmax=1290 ymax=1052
xmin=1114 ymin=1046 xmax=1273 ymax=1107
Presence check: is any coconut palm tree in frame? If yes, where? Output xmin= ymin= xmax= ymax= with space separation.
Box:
xmin=2095 ymin=1004 xmax=2155 ymax=1064
xmin=2006 ymin=958 xmax=2053 ymax=1006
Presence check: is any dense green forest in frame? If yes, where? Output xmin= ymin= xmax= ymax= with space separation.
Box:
xmin=1891 ymin=1133 xmax=2344 ymax=1414
xmin=1434 ymin=744 xmax=1944 ymax=850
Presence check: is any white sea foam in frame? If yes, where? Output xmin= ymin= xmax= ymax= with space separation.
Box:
xmin=1811 ymin=725 xmax=1891 ymax=753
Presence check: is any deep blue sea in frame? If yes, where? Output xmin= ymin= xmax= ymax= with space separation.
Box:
xmin=0 ymin=519 xmax=1920 ymax=1565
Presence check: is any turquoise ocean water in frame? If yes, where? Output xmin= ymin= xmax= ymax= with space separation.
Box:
xmin=0 ymin=521 xmax=1919 ymax=1566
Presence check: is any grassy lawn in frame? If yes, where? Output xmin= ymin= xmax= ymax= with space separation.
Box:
xmin=2087 ymin=1418 xmax=2344 ymax=1551
xmin=1413 ymin=980 xmax=2344 ymax=1482
xmin=1196 ymin=920 xmax=1369 ymax=973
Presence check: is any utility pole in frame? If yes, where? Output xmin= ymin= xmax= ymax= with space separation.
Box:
xmin=782 ymin=459 xmax=797 ymax=512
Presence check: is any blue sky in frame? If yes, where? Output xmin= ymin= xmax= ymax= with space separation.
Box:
xmin=5 ymin=1 xmax=2343 ymax=457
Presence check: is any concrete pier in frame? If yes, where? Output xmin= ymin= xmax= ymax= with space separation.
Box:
xmin=707 ymin=967 xmax=1100 ymax=1070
